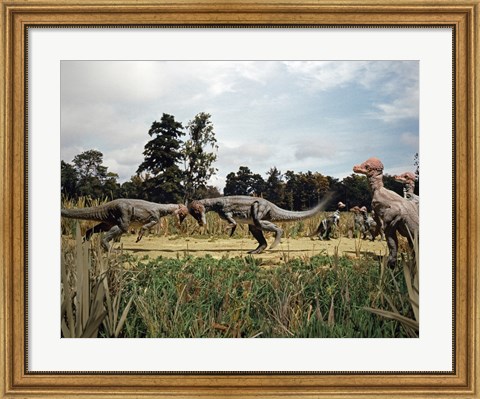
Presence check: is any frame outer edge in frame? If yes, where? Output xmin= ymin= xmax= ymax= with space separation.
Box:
xmin=1 ymin=1 xmax=479 ymax=398
xmin=0 ymin=0 xmax=5 ymax=395
xmin=473 ymin=2 xmax=479 ymax=397
xmin=1 ymin=1 xmax=13 ymax=397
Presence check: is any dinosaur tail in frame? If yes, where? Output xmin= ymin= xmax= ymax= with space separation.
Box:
xmin=270 ymin=193 xmax=333 ymax=222
xmin=61 ymin=204 xmax=114 ymax=221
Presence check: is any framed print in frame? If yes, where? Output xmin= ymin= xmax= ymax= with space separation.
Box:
xmin=1 ymin=0 xmax=479 ymax=398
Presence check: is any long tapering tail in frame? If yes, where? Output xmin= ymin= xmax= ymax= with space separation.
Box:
xmin=61 ymin=204 xmax=113 ymax=221
xmin=270 ymin=192 xmax=333 ymax=222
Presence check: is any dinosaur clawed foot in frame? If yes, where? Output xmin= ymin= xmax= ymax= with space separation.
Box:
xmin=387 ymin=257 xmax=397 ymax=269
xmin=248 ymin=244 xmax=267 ymax=254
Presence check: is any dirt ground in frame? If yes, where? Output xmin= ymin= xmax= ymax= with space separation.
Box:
xmin=117 ymin=233 xmax=388 ymax=264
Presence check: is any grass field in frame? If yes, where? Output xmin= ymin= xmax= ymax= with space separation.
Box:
xmin=61 ymin=199 xmax=418 ymax=339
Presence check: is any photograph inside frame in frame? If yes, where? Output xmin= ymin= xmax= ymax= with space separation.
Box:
xmin=60 ymin=60 xmax=419 ymax=339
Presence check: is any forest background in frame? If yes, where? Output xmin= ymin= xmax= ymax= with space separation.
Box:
xmin=61 ymin=111 xmax=419 ymax=209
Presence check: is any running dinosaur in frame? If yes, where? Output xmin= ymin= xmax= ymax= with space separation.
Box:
xmin=353 ymin=157 xmax=419 ymax=268
xmin=61 ymin=199 xmax=189 ymax=251
xmin=188 ymin=195 xmax=330 ymax=254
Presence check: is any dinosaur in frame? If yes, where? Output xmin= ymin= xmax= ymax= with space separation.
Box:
xmin=350 ymin=205 xmax=365 ymax=238
xmin=394 ymin=172 xmax=419 ymax=205
xmin=360 ymin=206 xmax=378 ymax=241
xmin=187 ymin=195 xmax=330 ymax=254
xmin=312 ymin=202 xmax=346 ymax=240
xmin=353 ymin=157 xmax=419 ymax=268
xmin=61 ymin=199 xmax=189 ymax=251
xmin=350 ymin=205 xmax=381 ymax=241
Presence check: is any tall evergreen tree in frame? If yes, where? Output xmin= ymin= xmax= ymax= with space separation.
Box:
xmin=265 ymin=167 xmax=285 ymax=206
xmin=137 ymin=113 xmax=185 ymax=203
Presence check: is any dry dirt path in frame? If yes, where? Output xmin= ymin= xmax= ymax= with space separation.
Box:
xmin=118 ymin=234 xmax=388 ymax=264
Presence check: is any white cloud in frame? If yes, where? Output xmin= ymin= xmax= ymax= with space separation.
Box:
xmin=370 ymin=86 xmax=419 ymax=123
xmin=293 ymin=140 xmax=337 ymax=161
xmin=282 ymin=61 xmax=417 ymax=93
xmin=400 ymin=132 xmax=420 ymax=149
xmin=283 ymin=61 xmax=362 ymax=91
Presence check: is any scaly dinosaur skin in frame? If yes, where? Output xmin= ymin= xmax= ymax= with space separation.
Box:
xmin=61 ymin=199 xmax=188 ymax=251
xmin=188 ymin=195 xmax=330 ymax=254
xmin=312 ymin=202 xmax=346 ymax=240
xmin=394 ymin=172 xmax=419 ymax=205
xmin=353 ymin=158 xmax=419 ymax=268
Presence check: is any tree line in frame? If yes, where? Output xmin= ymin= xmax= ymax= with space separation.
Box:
xmin=61 ymin=112 xmax=419 ymax=211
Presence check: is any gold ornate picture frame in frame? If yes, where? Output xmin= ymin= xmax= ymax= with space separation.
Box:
xmin=1 ymin=0 xmax=478 ymax=398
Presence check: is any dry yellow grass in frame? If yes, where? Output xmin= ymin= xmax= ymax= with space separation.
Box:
xmin=110 ymin=234 xmax=387 ymax=265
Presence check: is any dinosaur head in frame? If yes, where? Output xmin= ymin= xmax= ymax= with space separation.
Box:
xmin=394 ymin=172 xmax=416 ymax=185
xmin=360 ymin=206 xmax=368 ymax=214
xmin=188 ymin=201 xmax=207 ymax=226
xmin=353 ymin=157 xmax=384 ymax=177
xmin=338 ymin=201 xmax=346 ymax=210
xmin=174 ymin=204 xmax=189 ymax=224
xmin=349 ymin=205 xmax=361 ymax=213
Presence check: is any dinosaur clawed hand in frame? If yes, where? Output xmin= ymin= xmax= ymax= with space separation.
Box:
xmin=226 ymin=224 xmax=237 ymax=237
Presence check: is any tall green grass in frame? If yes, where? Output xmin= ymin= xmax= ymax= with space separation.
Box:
xmin=118 ymin=253 xmax=414 ymax=338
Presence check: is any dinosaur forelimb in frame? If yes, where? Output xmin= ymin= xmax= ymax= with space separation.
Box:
xmin=136 ymin=220 xmax=159 ymax=242
xmin=227 ymin=223 xmax=237 ymax=237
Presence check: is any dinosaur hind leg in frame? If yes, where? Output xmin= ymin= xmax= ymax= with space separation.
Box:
xmin=247 ymin=224 xmax=268 ymax=254
xmin=249 ymin=201 xmax=283 ymax=249
xmin=85 ymin=222 xmax=113 ymax=242
xmin=384 ymin=224 xmax=398 ymax=269
xmin=102 ymin=223 xmax=129 ymax=251
xmin=255 ymin=220 xmax=283 ymax=250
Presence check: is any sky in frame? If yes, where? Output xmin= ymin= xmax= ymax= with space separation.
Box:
xmin=61 ymin=60 xmax=419 ymax=190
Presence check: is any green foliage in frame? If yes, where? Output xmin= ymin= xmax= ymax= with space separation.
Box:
xmin=61 ymin=160 xmax=78 ymax=198
xmin=137 ymin=113 xmax=185 ymax=203
xmin=61 ymin=150 xmax=120 ymax=200
xmin=182 ymin=112 xmax=218 ymax=201
xmin=383 ymin=174 xmax=404 ymax=196
xmin=118 ymin=174 xmax=147 ymax=199
xmin=118 ymin=253 xmax=414 ymax=338
xmin=61 ymin=224 xmax=133 ymax=338
xmin=265 ymin=167 xmax=285 ymax=205
xmin=284 ymin=170 xmax=329 ymax=210
xmin=224 ymin=166 xmax=266 ymax=196
xmin=341 ymin=174 xmax=371 ymax=209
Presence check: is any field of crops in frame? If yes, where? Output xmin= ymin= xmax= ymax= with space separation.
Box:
xmin=61 ymin=198 xmax=418 ymax=339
